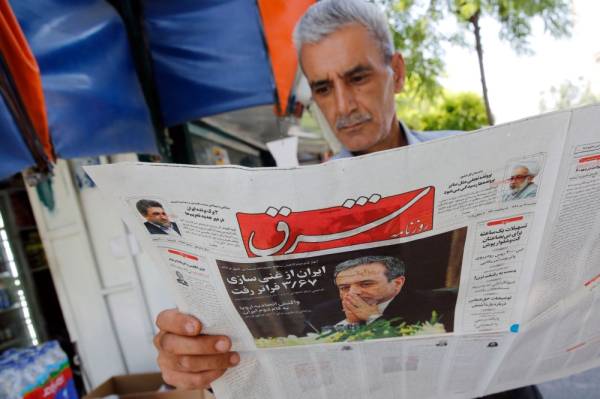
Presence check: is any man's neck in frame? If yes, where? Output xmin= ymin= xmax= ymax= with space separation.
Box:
xmin=352 ymin=117 xmax=407 ymax=156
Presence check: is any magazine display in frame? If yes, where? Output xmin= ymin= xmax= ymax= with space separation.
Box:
xmin=86 ymin=105 xmax=600 ymax=399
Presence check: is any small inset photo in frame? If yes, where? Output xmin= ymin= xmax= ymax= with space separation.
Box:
xmin=134 ymin=198 xmax=181 ymax=236
xmin=500 ymin=155 xmax=544 ymax=202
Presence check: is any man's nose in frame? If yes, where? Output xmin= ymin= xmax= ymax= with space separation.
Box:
xmin=348 ymin=285 xmax=362 ymax=295
xmin=334 ymin=84 xmax=357 ymax=116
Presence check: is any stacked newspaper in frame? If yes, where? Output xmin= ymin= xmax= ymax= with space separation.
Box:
xmin=87 ymin=104 xmax=600 ymax=399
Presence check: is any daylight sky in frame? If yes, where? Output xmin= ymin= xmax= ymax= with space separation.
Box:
xmin=440 ymin=0 xmax=600 ymax=123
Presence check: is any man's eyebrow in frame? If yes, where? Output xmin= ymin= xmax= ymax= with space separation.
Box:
xmin=309 ymin=64 xmax=374 ymax=89
xmin=309 ymin=78 xmax=331 ymax=90
xmin=342 ymin=64 xmax=373 ymax=77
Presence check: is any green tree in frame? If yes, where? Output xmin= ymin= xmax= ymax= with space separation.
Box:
xmin=384 ymin=0 xmax=450 ymax=102
xmin=449 ymin=0 xmax=573 ymax=125
xmin=384 ymin=0 xmax=573 ymax=124
xmin=539 ymin=78 xmax=600 ymax=112
xmin=397 ymin=90 xmax=488 ymax=131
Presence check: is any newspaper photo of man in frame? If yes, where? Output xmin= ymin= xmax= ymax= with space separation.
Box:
xmin=502 ymin=161 xmax=540 ymax=201
xmin=306 ymin=256 xmax=449 ymax=334
xmin=216 ymin=227 xmax=465 ymax=346
xmin=136 ymin=199 xmax=181 ymax=236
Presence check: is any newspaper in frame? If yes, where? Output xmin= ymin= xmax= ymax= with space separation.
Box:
xmin=86 ymin=104 xmax=600 ymax=399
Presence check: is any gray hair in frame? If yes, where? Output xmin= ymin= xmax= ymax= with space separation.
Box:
xmin=293 ymin=0 xmax=394 ymax=64
xmin=334 ymin=256 xmax=405 ymax=281
xmin=512 ymin=161 xmax=540 ymax=176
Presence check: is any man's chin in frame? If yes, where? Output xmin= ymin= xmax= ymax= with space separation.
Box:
xmin=336 ymin=128 xmax=374 ymax=149
xmin=361 ymin=298 xmax=378 ymax=306
xmin=341 ymin=139 xmax=377 ymax=154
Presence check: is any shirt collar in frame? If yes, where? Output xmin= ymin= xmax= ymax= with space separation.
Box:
xmin=377 ymin=297 xmax=394 ymax=314
xmin=150 ymin=221 xmax=174 ymax=232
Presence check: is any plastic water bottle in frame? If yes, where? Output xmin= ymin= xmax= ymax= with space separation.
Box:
xmin=0 ymin=342 xmax=77 ymax=399
xmin=0 ymin=358 xmax=23 ymax=399
xmin=20 ymin=350 xmax=48 ymax=396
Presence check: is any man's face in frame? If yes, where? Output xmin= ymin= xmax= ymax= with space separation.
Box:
xmin=335 ymin=262 xmax=405 ymax=305
xmin=145 ymin=206 xmax=171 ymax=227
xmin=509 ymin=166 xmax=533 ymax=191
xmin=299 ymin=24 xmax=405 ymax=154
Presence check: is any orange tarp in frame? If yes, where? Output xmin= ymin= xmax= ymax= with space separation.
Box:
xmin=258 ymin=0 xmax=315 ymax=116
xmin=0 ymin=0 xmax=53 ymax=161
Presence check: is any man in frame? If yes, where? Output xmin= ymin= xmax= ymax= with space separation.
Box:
xmin=153 ymin=1 xmax=541 ymax=397
xmin=309 ymin=256 xmax=414 ymax=330
xmin=308 ymin=256 xmax=454 ymax=334
xmin=502 ymin=163 xmax=539 ymax=201
xmin=136 ymin=199 xmax=181 ymax=236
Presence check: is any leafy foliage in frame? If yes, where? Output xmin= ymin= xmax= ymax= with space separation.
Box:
xmin=253 ymin=311 xmax=445 ymax=348
xmin=450 ymin=0 xmax=572 ymax=54
xmin=377 ymin=0 xmax=573 ymax=119
xmin=397 ymin=90 xmax=488 ymax=131
xmin=539 ymin=78 xmax=600 ymax=112
xmin=318 ymin=311 xmax=444 ymax=342
xmin=386 ymin=0 xmax=447 ymax=101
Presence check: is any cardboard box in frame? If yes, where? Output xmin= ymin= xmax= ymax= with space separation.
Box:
xmin=83 ymin=372 xmax=211 ymax=399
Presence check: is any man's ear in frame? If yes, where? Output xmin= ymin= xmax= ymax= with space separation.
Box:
xmin=391 ymin=52 xmax=405 ymax=93
xmin=392 ymin=276 xmax=405 ymax=293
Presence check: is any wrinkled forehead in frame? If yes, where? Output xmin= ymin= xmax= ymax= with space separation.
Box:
xmin=335 ymin=263 xmax=386 ymax=283
xmin=299 ymin=24 xmax=387 ymax=80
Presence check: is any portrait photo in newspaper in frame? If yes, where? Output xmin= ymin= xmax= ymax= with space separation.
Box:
xmin=499 ymin=154 xmax=545 ymax=203
xmin=133 ymin=197 xmax=182 ymax=237
xmin=217 ymin=227 xmax=467 ymax=347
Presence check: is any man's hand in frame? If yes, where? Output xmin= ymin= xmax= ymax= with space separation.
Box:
xmin=154 ymin=309 xmax=240 ymax=389
xmin=341 ymin=293 xmax=380 ymax=323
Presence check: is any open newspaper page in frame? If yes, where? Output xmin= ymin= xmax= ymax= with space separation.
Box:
xmin=86 ymin=105 xmax=600 ymax=399
xmin=485 ymin=105 xmax=600 ymax=395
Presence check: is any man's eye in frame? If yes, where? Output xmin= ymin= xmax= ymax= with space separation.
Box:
xmin=350 ymin=74 xmax=367 ymax=84
xmin=314 ymin=86 xmax=330 ymax=96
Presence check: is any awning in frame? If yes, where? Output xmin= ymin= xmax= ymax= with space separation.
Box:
xmin=10 ymin=0 xmax=158 ymax=160
xmin=143 ymin=0 xmax=276 ymax=126
xmin=0 ymin=1 xmax=53 ymax=180
xmin=0 ymin=0 xmax=314 ymax=180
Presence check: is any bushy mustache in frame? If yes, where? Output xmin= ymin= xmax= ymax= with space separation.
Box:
xmin=335 ymin=112 xmax=372 ymax=130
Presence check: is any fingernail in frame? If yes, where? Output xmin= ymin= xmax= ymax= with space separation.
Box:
xmin=185 ymin=322 xmax=197 ymax=334
xmin=215 ymin=339 xmax=230 ymax=352
xmin=230 ymin=353 xmax=240 ymax=365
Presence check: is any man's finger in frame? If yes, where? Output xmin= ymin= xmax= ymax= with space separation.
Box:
xmin=156 ymin=308 xmax=202 ymax=336
xmin=161 ymin=368 xmax=227 ymax=390
xmin=160 ymin=333 xmax=232 ymax=356
xmin=345 ymin=295 xmax=364 ymax=308
xmin=154 ymin=331 xmax=165 ymax=351
xmin=342 ymin=300 xmax=358 ymax=315
xmin=158 ymin=352 xmax=240 ymax=373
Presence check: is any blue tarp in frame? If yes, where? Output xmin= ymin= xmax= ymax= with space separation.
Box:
xmin=10 ymin=0 xmax=158 ymax=159
xmin=1 ymin=0 xmax=277 ymax=177
xmin=143 ymin=0 xmax=276 ymax=126
xmin=0 ymin=93 xmax=36 ymax=180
